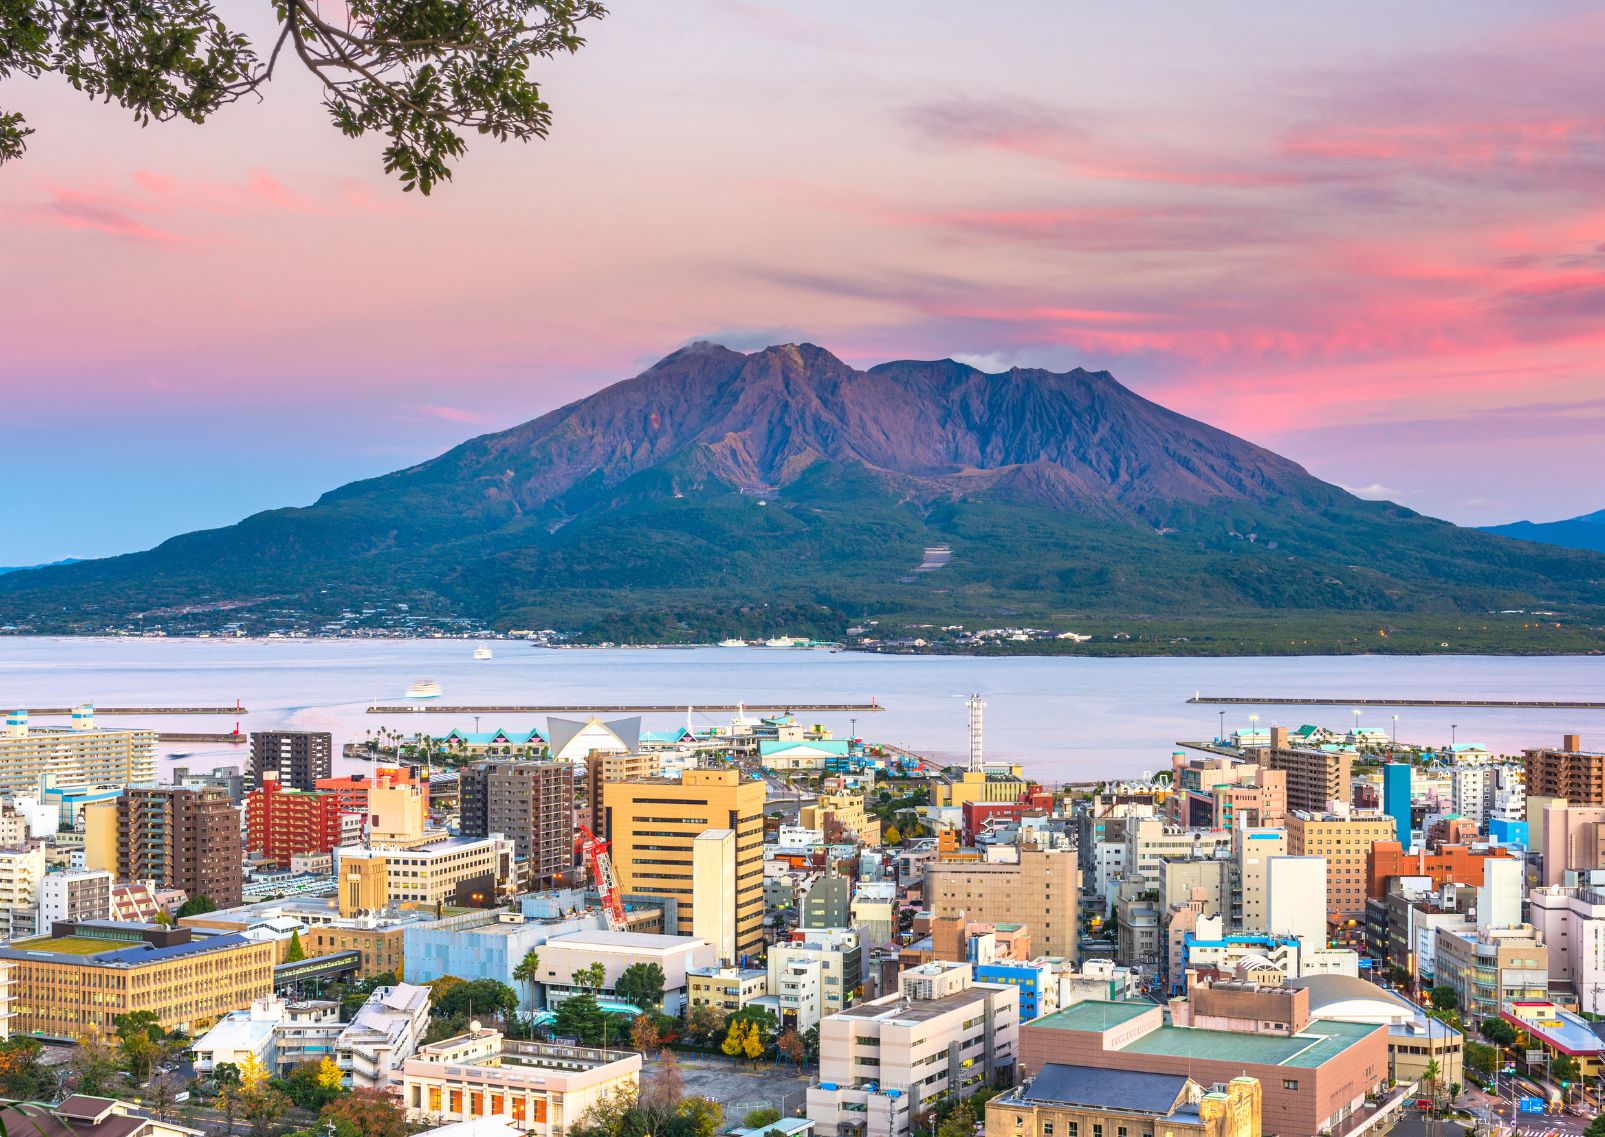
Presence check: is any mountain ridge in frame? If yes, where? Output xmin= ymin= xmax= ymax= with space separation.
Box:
xmin=3 ymin=343 xmax=1603 ymax=645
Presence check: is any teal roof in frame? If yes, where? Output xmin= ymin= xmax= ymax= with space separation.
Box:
xmin=758 ymin=739 xmax=850 ymax=756
xmin=1028 ymin=1000 xmax=1377 ymax=1069
xmin=440 ymin=728 xmax=546 ymax=745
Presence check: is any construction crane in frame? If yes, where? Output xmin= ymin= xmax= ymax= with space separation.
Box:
xmin=578 ymin=823 xmax=627 ymax=932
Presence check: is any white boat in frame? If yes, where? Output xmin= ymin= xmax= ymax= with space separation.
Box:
xmin=406 ymin=679 xmax=443 ymax=699
xmin=717 ymin=639 xmax=748 ymax=648
xmin=473 ymin=647 xmax=493 ymax=660
xmin=762 ymin=636 xmax=806 ymax=648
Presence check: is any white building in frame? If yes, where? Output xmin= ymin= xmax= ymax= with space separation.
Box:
xmin=1478 ymin=857 xmax=1523 ymax=928
xmin=0 ymin=708 xmax=156 ymax=799
xmin=769 ymin=929 xmax=862 ymax=1032
xmin=337 ymin=982 xmax=432 ymax=1088
xmin=0 ymin=846 xmax=47 ymax=940
xmin=191 ymin=998 xmax=289 ymax=1073
xmin=38 ymin=868 xmax=113 ymax=928
xmin=1266 ymin=855 xmax=1327 ymax=948
xmin=537 ymin=930 xmax=714 ymax=1015
xmin=1531 ymin=885 xmax=1605 ymax=1015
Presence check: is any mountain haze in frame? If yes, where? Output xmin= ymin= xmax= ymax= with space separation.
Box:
xmin=5 ymin=343 xmax=1603 ymax=642
xmin=1481 ymin=510 xmax=1605 ymax=555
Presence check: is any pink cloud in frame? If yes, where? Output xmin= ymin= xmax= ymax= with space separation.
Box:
xmin=27 ymin=190 xmax=185 ymax=244
xmin=417 ymin=404 xmax=490 ymax=424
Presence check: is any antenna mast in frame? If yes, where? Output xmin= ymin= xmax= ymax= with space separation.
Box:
xmin=968 ymin=694 xmax=985 ymax=773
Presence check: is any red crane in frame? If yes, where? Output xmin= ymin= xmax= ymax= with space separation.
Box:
xmin=578 ymin=823 xmax=627 ymax=931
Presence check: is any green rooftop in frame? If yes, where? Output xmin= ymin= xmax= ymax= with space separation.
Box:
xmin=1029 ymin=1000 xmax=1379 ymax=1069
xmin=9 ymin=935 xmax=115 ymax=955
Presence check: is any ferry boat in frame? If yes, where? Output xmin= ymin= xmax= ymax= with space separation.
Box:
xmin=473 ymin=646 xmax=493 ymax=660
xmin=717 ymin=639 xmax=749 ymax=648
xmin=405 ymin=679 xmax=443 ymax=699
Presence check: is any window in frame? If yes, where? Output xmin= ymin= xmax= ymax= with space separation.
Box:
xmin=512 ymin=1099 xmax=526 ymax=1123
xmin=429 ymin=1088 xmax=442 ymax=1113
xmin=1283 ymin=1080 xmax=1299 ymax=1090
xmin=1068 ymin=1125 xmax=1078 ymax=1137
xmin=449 ymin=1091 xmax=463 ymax=1115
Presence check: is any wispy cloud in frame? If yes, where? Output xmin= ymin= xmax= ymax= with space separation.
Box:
xmin=416 ymin=404 xmax=491 ymax=425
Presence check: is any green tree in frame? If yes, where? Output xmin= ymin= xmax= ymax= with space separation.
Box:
xmin=0 ymin=1037 xmax=58 ymax=1100
xmin=1429 ymin=986 xmax=1459 ymax=1014
xmin=431 ymin=977 xmax=519 ymax=1023
xmin=1481 ymin=1017 xmax=1518 ymax=1047
xmin=285 ymin=929 xmax=307 ymax=963
xmin=0 ymin=0 xmax=607 ymax=193
xmin=679 ymin=1096 xmax=724 ymax=1137
xmin=1464 ymin=1041 xmax=1497 ymax=1080
xmin=615 ymin=962 xmax=666 ymax=1010
xmin=743 ymin=1110 xmax=782 ymax=1129
xmin=513 ymin=948 xmax=543 ymax=1011
xmin=70 ymin=1034 xmax=122 ymax=1096
xmin=120 ymin=1029 xmax=161 ymax=1080
xmin=937 ymin=1105 xmax=975 ymax=1137
xmin=685 ymin=1004 xmax=724 ymax=1045
xmin=115 ymin=1010 xmax=164 ymax=1042
xmin=282 ymin=1057 xmax=346 ymax=1111
xmin=176 ymin=895 xmax=217 ymax=918
xmin=572 ymin=962 xmax=607 ymax=994
xmin=1554 ymin=1054 xmax=1580 ymax=1084
xmin=553 ymin=993 xmax=609 ymax=1046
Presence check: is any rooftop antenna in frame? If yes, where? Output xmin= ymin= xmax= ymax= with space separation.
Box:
xmin=967 ymin=694 xmax=984 ymax=773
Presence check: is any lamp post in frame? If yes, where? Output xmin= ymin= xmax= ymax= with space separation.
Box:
xmin=1392 ymin=714 xmax=1399 ymax=745
xmin=1249 ymin=713 xmax=1260 ymax=745
xmin=1219 ymin=710 xmax=1226 ymax=744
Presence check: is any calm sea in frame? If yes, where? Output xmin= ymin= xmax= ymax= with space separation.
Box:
xmin=0 ymin=637 xmax=1602 ymax=782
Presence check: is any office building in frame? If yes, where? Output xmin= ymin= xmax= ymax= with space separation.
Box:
xmin=335 ymin=836 xmax=515 ymax=911
xmin=1531 ymin=886 xmax=1605 ymax=1015
xmin=924 ymin=846 xmax=1081 ymax=959
xmin=987 ymin=1066 xmax=1263 ymax=1137
xmin=692 ymin=829 xmax=737 ymax=961
xmin=1525 ymin=735 xmax=1605 ymax=804
xmin=1020 ymin=998 xmax=1386 ymax=1137
xmin=117 ymin=785 xmax=243 ymax=909
xmin=245 ymin=775 xmax=346 ymax=868
xmin=1432 ymin=924 xmax=1548 ymax=1020
xmin=38 ymin=868 xmax=113 ymax=929
xmin=686 ymin=964 xmax=769 ymax=1016
xmin=1286 ymin=811 xmax=1395 ymax=926
xmin=1234 ymin=827 xmax=1287 ymax=933
xmin=0 ymin=920 xmax=275 ymax=1036
xmin=807 ymin=963 xmax=1018 ymax=1137
xmin=0 ymin=708 xmax=155 ymax=798
xmin=1537 ymin=802 xmax=1605 ymax=884
xmin=580 ymin=752 xmax=660 ymax=839
xmin=1366 ymin=841 xmax=1514 ymax=899
xmin=247 ymin=731 xmax=332 ymax=791
xmin=604 ymin=768 xmax=765 ymax=958
xmin=458 ymin=762 xmax=574 ymax=889
xmin=401 ymin=1029 xmax=641 ymax=1133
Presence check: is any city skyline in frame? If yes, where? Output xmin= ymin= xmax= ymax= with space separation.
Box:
xmin=6 ymin=1 xmax=1605 ymax=562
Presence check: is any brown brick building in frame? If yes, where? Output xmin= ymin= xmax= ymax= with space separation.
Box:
xmin=117 ymin=786 xmax=243 ymax=909
xmin=1367 ymin=841 xmax=1514 ymax=899
xmin=1525 ymin=734 xmax=1605 ymax=803
xmin=459 ymin=761 xmax=575 ymax=889
xmin=1259 ymin=730 xmax=1353 ymax=814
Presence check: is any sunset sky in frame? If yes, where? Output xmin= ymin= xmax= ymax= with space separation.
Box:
xmin=5 ymin=1 xmax=1605 ymax=563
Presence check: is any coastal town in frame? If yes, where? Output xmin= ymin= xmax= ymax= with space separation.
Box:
xmin=0 ymin=693 xmax=1595 ymax=1137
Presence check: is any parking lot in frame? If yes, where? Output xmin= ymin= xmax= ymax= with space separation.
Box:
xmin=643 ymin=1053 xmax=812 ymax=1120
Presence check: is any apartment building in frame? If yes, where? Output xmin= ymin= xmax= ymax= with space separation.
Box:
xmin=0 ymin=708 xmax=155 ymax=797
xmin=245 ymin=775 xmax=346 ymax=868
xmin=1235 ymin=827 xmax=1287 ymax=933
xmin=1530 ymin=886 xmax=1605 ymax=1016
xmin=799 ymin=788 xmax=883 ymax=845
xmin=687 ymin=964 xmax=768 ymax=1015
xmin=604 ymin=768 xmax=766 ymax=959
xmin=458 ymin=761 xmax=575 ymax=889
xmin=247 ymin=731 xmax=332 ymax=791
xmin=807 ymin=963 xmax=1019 ymax=1137
xmin=0 ymin=846 xmax=46 ymax=940
xmin=336 ymin=981 xmax=432 ymax=1089
xmin=1260 ymin=734 xmax=1353 ymax=814
xmin=924 ymin=846 xmax=1081 ymax=959
xmin=316 ymin=767 xmax=429 ymax=821
xmin=38 ymin=868 xmax=114 ymax=928
xmin=0 ymin=920 xmax=275 ymax=1037
xmin=117 ymin=785 xmax=243 ymax=909
xmin=1366 ymin=841 xmax=1513 ymax=899
xmin=1170 ymin=753 xmax=1286 ymax=830
xmin=769 ymin=929 xmax=862 ymax=1030
xmin=1286 ymin=811 xmax=1395 ymax=925
xmin=1525 ymin=735 xmax=1605 ymax=803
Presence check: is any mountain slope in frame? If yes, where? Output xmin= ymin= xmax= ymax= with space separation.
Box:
xmin=4 ymin=343 xmax=1604 ymax=640
xmin=1481 ymin=510 xmax=1605 ymax=555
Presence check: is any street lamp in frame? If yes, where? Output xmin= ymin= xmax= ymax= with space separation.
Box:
xmin=1249 ymin=713 xmax=1260 ymax=744
xmin=1219 ymin=710 xmax=1226 ymax=744
xmin=1451 ymin=724 xmax=1458 ymax=751
xmin=1392 ymin=714 xmax=1399 ymax=745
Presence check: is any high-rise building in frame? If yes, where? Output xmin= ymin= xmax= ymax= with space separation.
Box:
xmin=923 ymin=846 xmax=1082 ymax=959
xmin=604 ymin=768 xmax=766 ymax=958
xmin=117 ymin=786 xmax=243 ymax=909
xmin=1266 ymin=855 xmax=1327 ymax=947
xmin=581 ymin=752 xmax=660 ymax=839
xmin=1264 ymin=737 xmax=1353 ymax=814
xmin=38 ymin=868 xmax=114 ymax=929
xmin=1525 ymin=734 xmax=1605 ymax=804
xmin=458 ymin=761 xmax=574 ymax=888
xmin=0 ymin=707 xmax=155 ymax=796
xmin=247 ymin=731 xmax=333 ymax=791
xmin=0 ymin=846 xmax=47 ymax=939
xmin=1234 ymin=826 xmax=1287 ymax=933
xmin=245 ymin=774 xmax=346 ymax=868
xmin=1286 ymin=811 xmax=1395 ymax=926
xmin=1382 ymin=763 xmax=1412 ymax=846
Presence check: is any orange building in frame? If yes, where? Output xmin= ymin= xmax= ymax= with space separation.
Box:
xmin=246 ymin=775 xmax=345 ymax=868
xmin=315 ymin=767 xmax=428 ymax=816
xmin=1367 ymin=840 xmax=1514 ymax=898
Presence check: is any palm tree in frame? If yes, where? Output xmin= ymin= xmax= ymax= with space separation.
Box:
xmin=1423 ymin=1059 xmax=1441 ymax=1112
xmin=514 ymin=949 xmax=542 ymax=1018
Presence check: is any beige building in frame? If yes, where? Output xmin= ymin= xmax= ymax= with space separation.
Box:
xmin=603 ymin=768 xmax=766 ymax=959
xmin=1286 ymin=811 xmax=1395 ymax=925
xmin=1234 ymin=827 xmax=1287 ymax=933
xmin=924 ymin=846 xmax=1081 ymax=959
xmin=692 ymin=829 xmax=737 ymax=962
xmin=932 ymin=766 xmax=1029 ymax=808
xmin=988 ymin=1067 xmax=1261 ymax=1137
xmin=1432 ymin=924 xmax=1548 ymax=1021
xmin=368 ymin=773 xmax=430 ymax=846
xmin=807 ymin=963 xmax=1019 ymax=1137
xmin=686 ymin=964 xmax=768 ymax=1015
xmin=0 ymin=709 xmax=155 ymax=798
xmin=82 ymin=800 xmax=119 ymax=874
xmin=1260 ymin=733 xmax=1353 ymax=814
xmin=800 ymin=790 xmax=882 ymax=845
xmin=401 ymin=1029 xmax=640 ymax=1135
xmin=334 ymin=835 xmax=516 ymax=910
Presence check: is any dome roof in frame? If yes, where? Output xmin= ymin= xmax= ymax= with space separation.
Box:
xmin=1284 ymin=974 xmax=1421 ymax=1026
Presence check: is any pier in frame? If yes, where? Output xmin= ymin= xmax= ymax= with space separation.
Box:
xmin=7 ymin=706 xmax=249 ymax=715
xmin=158 ymin=732 xmax=246 ymax=744
xmin=1188 ymin=695 xmax=1605 ymax=709
xmin=366 ymin=702 xmax=886 ymax=714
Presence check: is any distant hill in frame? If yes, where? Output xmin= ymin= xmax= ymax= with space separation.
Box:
xmin=1481 ymin=510 xmax=1605 ymax=555
xmin=4 ymin=343 xmax=1604 ymax=645
xmin=0 ymin=558 xmax=81 ymax=575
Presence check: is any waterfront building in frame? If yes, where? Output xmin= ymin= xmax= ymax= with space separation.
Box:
xmin=924 ymin=846 xmax=1081 ymax=959
xmin=604 ymin=768 xmax=765 ymax=959
xmin=401 ymin=1029 xmax=641 ymax=1133
xmin=117 ymin=785 xmax=243 ymax=909
xmin=759 ymin=739 xmax=851 ymax=773
xmin=245 ymin=774 xmax=346 ymax=868
xmin=986 ymin=1066 xmax=1262 ymax=1137
xmin=1525 ymin=735 xmax=1605 ymax=804
xmin=458 ymin=762 xmax=574 ymax=889
xmin=247 ymin=731 xmax=332 ymax=791
xmin=1020 ymin=998 xmax=1387 ymax=1137
xmin=0 ymin=708 xmax=155 ymax=799
xmin=806 ymin=963 xmax=1018 ymax=1137
xmin=0 ymin=920 xmax=275 ymax=1036
xmin=932 ymin=765 xmax=1030 ymax=808
xmin=434 ymin=728 xmax=548 ymax=759
xmin=1260 ymin=732 xmax=1352 ymax=814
